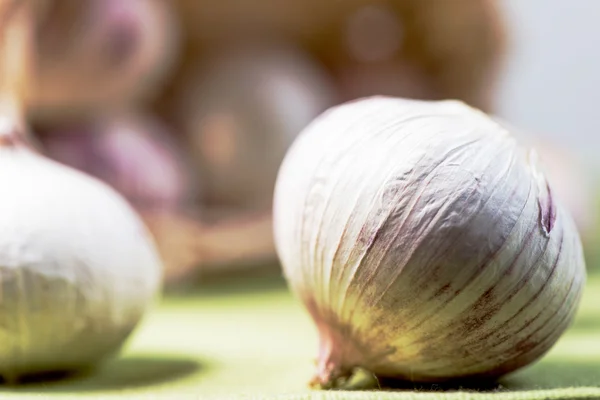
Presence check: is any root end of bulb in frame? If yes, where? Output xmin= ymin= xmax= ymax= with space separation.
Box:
xmin=310 ymin=366 xmax=380 ymax=391
xmin=311 ymin=323 xmax=377 ymax=390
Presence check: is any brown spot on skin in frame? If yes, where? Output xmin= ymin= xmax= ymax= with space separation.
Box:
xmin=473 ymin=287 xmax=495 ymax=311
xmin=431 ymin=283 xmax=451 ymax=299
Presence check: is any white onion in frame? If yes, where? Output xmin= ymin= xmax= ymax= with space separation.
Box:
xmin=0 ymin=122 xmax=162 ymax=380
xmin=273 ymin=97 xmax=586 ymax=387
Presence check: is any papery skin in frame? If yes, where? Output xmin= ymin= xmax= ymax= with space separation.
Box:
xmin=0 ymin=132 xmax=162 ymax=380
xmin=273 ymin=97 xmax=586 ymax=385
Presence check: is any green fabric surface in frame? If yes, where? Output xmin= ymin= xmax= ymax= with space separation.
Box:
xmin=0 ymin=272 xmax=599 ymax=399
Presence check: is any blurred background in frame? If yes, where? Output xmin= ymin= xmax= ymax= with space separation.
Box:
xmin=24 ymin=0 xmax=600 ymax=290
xmin=497 ymin=0 xmax=600 ymax=170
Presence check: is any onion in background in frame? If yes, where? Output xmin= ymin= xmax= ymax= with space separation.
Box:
xmin=27 ymin=0 xmax=180 ymax=120
xmin=37 ymin=114 xmax=202 ymax=283
xmin=404 ymin=0 xmax=507 ymax=111
xmin=37 ymin=114 xmax=283 ymax=283
xmin=310 ymin=0 xmax=506 ymax=112
xmin=175 ymin=41 xmax=338 ymax=212
xmin=331 ymin=4 xmax=437 ymax=101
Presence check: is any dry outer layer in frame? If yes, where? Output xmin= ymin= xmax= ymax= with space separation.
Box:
xmin=0 ymin=272 xmax=598 ymax=399
xmin=0 ymin=144 xmax=161 ymax=378
xmin=273 ymin=98 xmax=585 ymax=384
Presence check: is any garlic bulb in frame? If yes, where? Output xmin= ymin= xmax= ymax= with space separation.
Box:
xmin=0 ymin=122 xmax=162 ymax=380
xmin=273 ymin=97 xmax=586 ymax=386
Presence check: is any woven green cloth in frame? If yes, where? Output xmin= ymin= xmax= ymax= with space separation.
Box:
xmin=1 ymin=272 xmax=599 ymax=400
